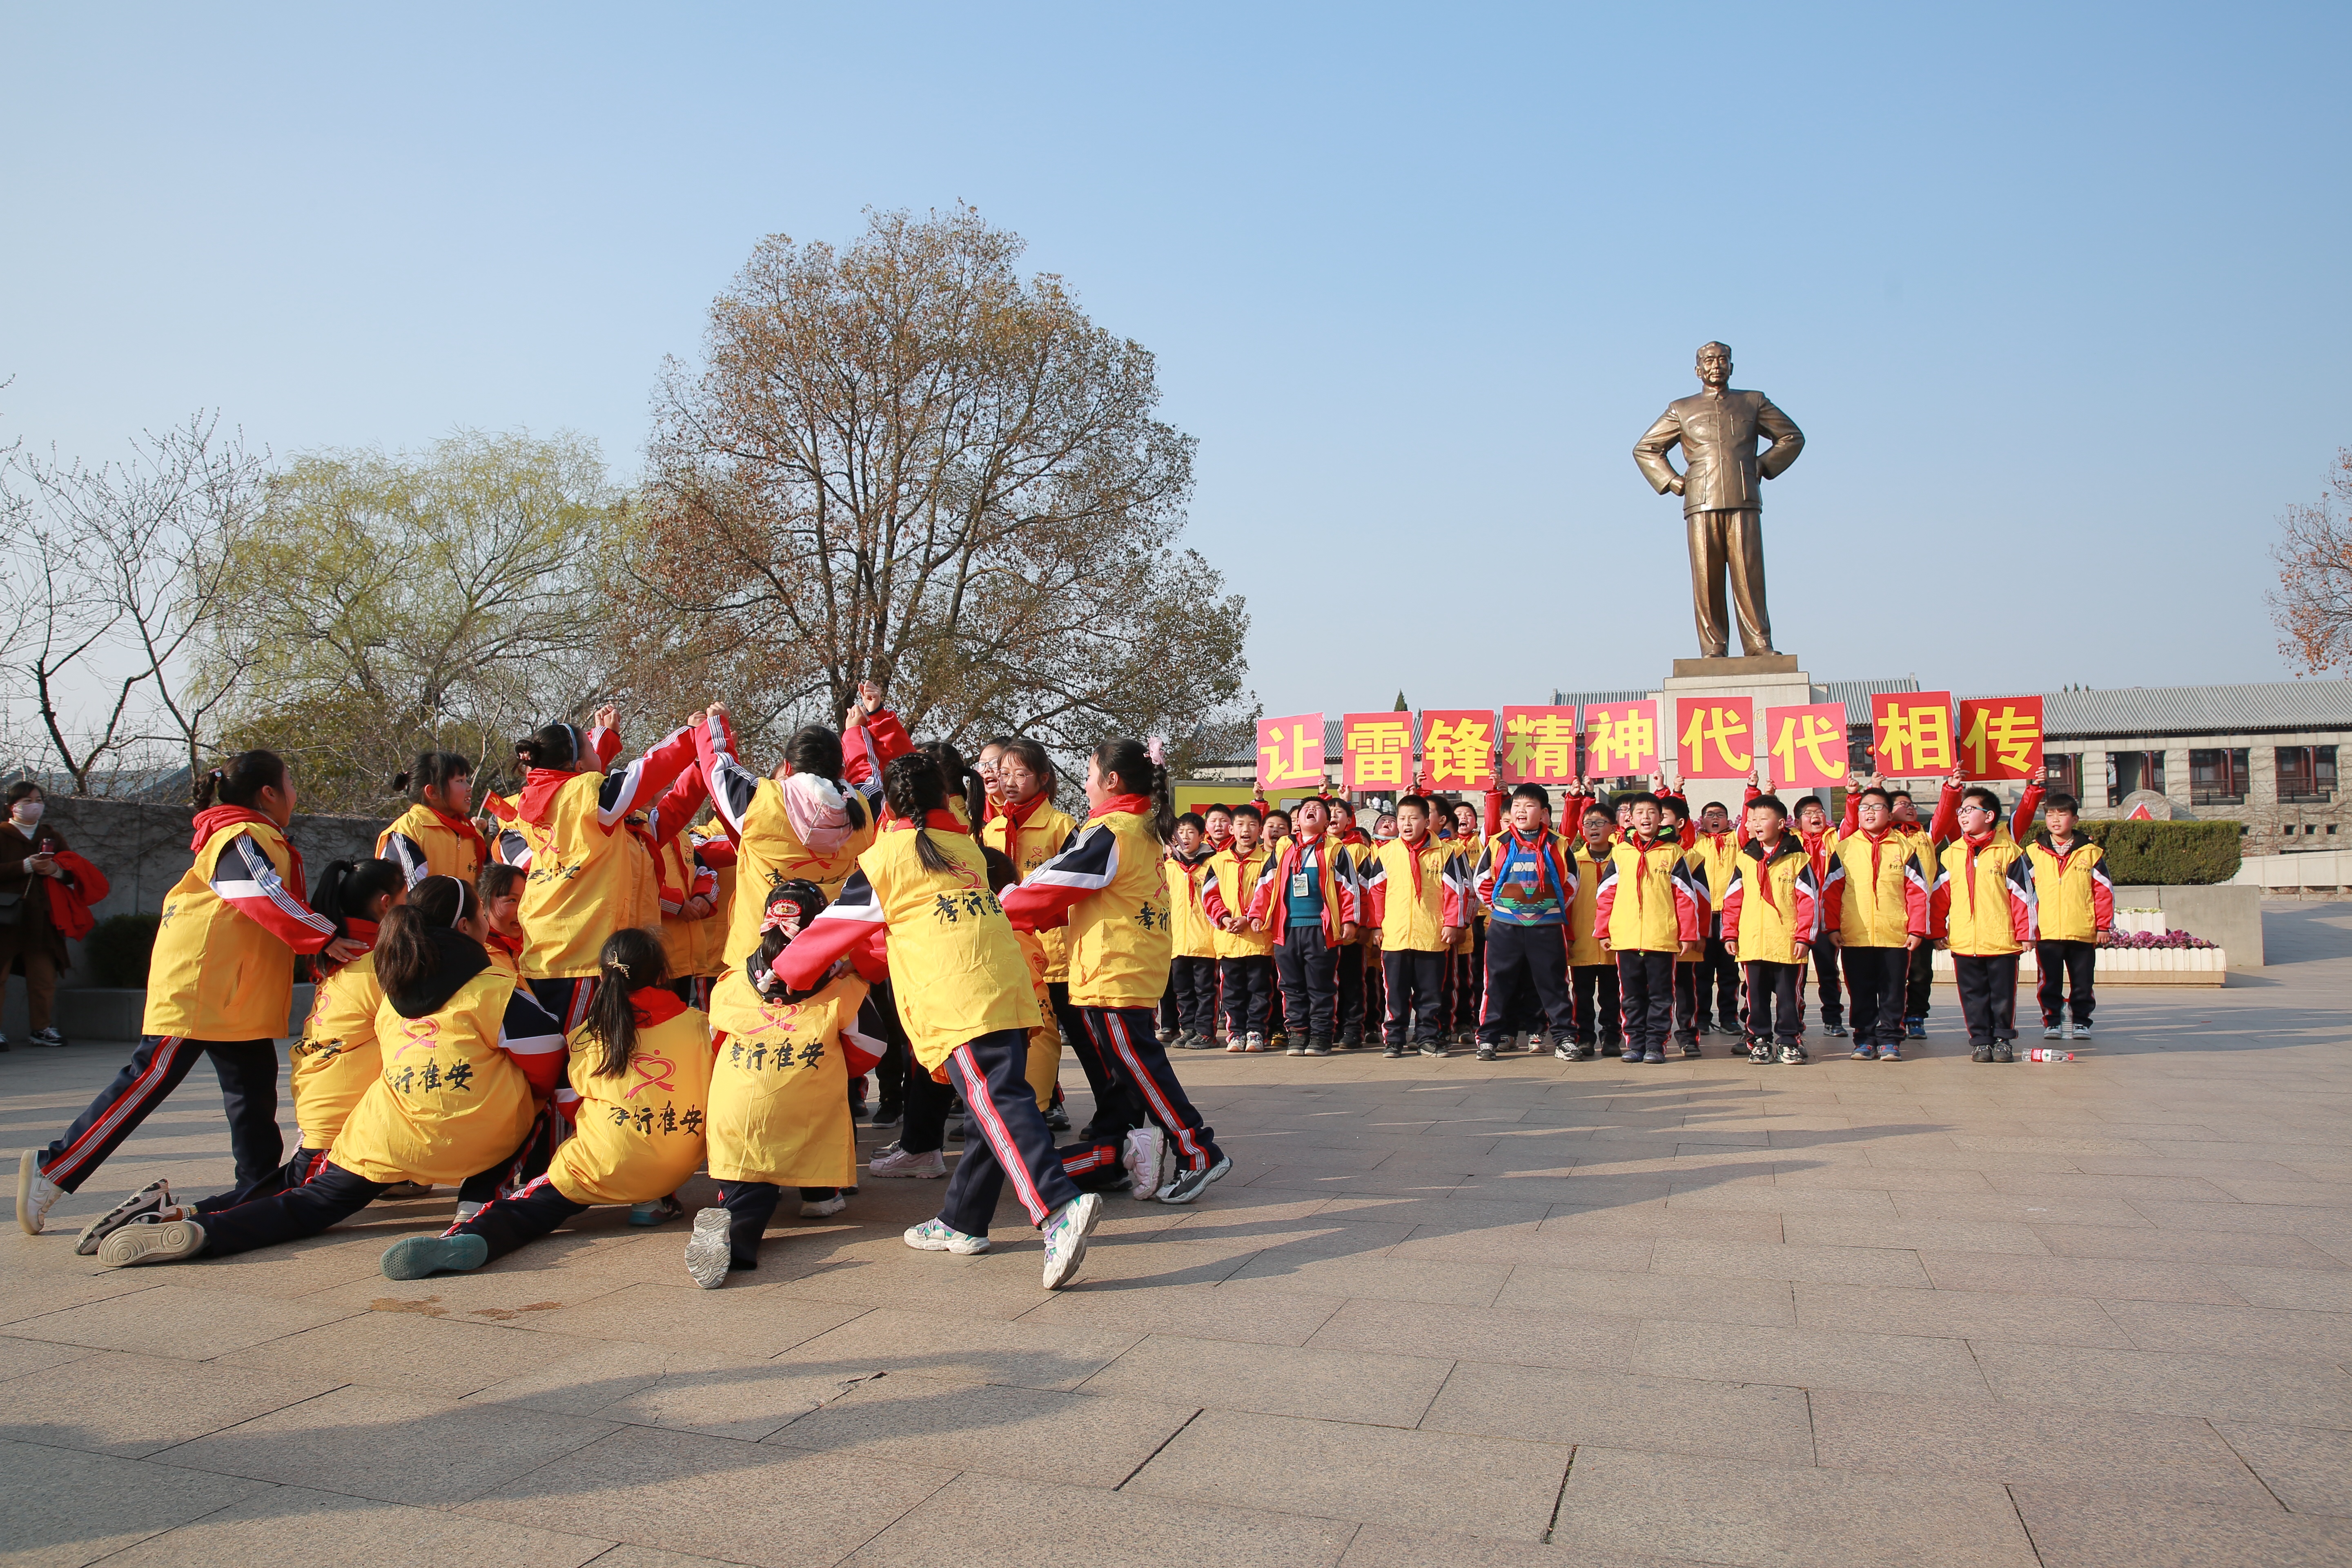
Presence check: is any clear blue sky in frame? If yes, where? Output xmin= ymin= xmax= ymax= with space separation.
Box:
xmin=4 ymin=3 xmax=2346 ymax=719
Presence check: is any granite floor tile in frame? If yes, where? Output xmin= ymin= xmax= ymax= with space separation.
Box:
xmin=1015 ymin=1279 xmax=1346 ymax=1345
xmin=1306 ymin=1296 xmax=1641 ymax=1373
xmin=2100 ymin=1298 xmax=2352 ymax=1364
xmin=159 ymin=1382 xmax=617 ymax=1507
xmin=463 ymin=1423 xmax=958 ymax=1566
xmin=1079 ymin=1332 xmax=1452 ymax=1426
xmin=766 ymin=1304 xmax=1141 ymax=1390
xmin=93 ymin=1483 xmax=614 ymax=1568
xmin=1973 ymin=1339 xmax=2352 ymax=1425
xmin=2212 ymin=1263 xmax=2352 ymax=1312
xmin=2008 ymin=1484 xmax=2352 ymax=1567
xmin=836 ymin=1471 xmax=1356 ymax=1567
xmin=1650 ymin=1236 xmax=1933 ymax=1287
xmin=2212 ymin=1421 xmax=2352 ymax=1518
xmin=1419 ymin=1358 xmax=1813 ymax=1463
xmin=212 ymin=1303 xmax=588 ymax=1398
xmin=1782 ymin=1214 xmax=2053 ymax=1254
xmin=4 ymin=1283 xmax=353 ymax=1358
xmin=1633 ymin=1321 xmax=1991 ymax=1399
xmin=767 ymin=1372 xmax=1196 ymax=1487
xmin=1549 ymin=1445 xmax=2038 ymax=1567
xmin=0 ymin=1436 xmax=271 ymax=1568
xmin=1792 ymin=1282 xmax=2133 ymax=1346
xmin=0 ymin=1350 xmax=343 ymax=1458
xmin=1811 ymin=1388 xmax=2272 ymax=1503
xmin=1918 ymin=1250 xmax=2251 ymax=1304
xmin=2031 ymin=1223 xmax=2352 ymax=1269
xmin=1125 ymin=1408 xmax=1570 ymax=1541
xmin=1496 ymin=1264 xmax=1795 ymax=1326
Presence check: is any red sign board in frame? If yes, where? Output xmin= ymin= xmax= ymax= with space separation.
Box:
xmin=1255 ymin=713 xmax=1324 ymax=789
xmin=1420 ymin=709 xmax=1496 ymax=791
xmin=1675 ymin=695 xmax=1756 ymax=779
xmin=1958 ymin=696 xmax=2045 ymax=782
xmin=1499 ymin=706 xmax=1579 ymax=785
xmin=1872 ymin=691 xmax=1955 ymax=776
xmin=1581 ymin=699 xmax=1659 ymax=779
xmin=1764 ymin=702 xmax=1850 ymax=788
xmin=1339 ymin=712 xmax=1415 ymax=793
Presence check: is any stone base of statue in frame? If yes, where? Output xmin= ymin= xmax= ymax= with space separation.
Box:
xmin=1672 ymin=653 xmax=1800 ymax=678
xmin=1659 ymin=657 xmax=1822 ymax=818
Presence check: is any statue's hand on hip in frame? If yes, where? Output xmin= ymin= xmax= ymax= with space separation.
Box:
xmin=1667 ymin=475 xmax=1685 ymax=496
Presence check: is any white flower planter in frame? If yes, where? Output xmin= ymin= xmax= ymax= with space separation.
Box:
xmin=1927 ymin=945 xmax=2225 ymax=984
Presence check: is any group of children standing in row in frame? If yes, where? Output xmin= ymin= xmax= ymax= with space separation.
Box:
xmin=1154 ymin=765 xmax=2115 ymax=1067
xmin=16 ymin=692 xmax=1241 ymax=1294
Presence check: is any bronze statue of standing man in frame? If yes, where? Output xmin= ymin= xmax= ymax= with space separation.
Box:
xmin=1633 ymin=342 xmax=1804 ymax=658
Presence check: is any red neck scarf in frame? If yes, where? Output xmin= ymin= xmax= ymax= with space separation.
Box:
xmin=630 ymin=985 xmax=686 ymax=1029
xmin=518 ymin=766 xmax=579 ymax=828
xmin=423 ymin=802 xmax=488 ymax=858
xmin=1395 ymin=831 xmax=1432 ymax=895
xmin=191 ymin=806 xmax=305 ymax=899
xmin=1089 ymin=793 xmax=1151 ymax=823
xmin=1000 ymin=791 xmax=1051 ymax=831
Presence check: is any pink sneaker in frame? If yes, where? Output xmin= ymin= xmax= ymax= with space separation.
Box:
xmin=868 ymin=1143 xmax=947 ymax=1179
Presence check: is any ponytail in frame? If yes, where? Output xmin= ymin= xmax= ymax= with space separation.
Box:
xmin=783 ymin=724 xmax=846 ymax=784
xmin=392 ymin=750 xmax=473 ymax=802
xmin=314 ymin=858 xmax=405 ymax=937
xmin=194 ymin=750 xmax=287 ymax=811
xmin=374 ymin=875 xmax=469 ymax=991
xmin=917 ymin=740 xmax=986 ymax=834
xmin=883 ymin=754 xmax=958 ymax=877
xmin=514 ymin=724 xmax=578 ymax=773
xmin=1093 ymin=736 xmax=1176 ymax=844
xmin=585 ymin=927 xmax=668 ymax=1079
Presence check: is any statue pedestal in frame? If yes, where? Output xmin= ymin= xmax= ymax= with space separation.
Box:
xmin=1659 ymin=659 xmax=1823 ymax=817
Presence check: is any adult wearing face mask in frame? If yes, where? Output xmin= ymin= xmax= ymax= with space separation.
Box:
xmin=0 ymin=784 xmax=101 ymax=1050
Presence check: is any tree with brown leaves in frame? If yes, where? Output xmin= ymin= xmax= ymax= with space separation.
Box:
xmin=2270 ymin=447 xmax=2352 ymax=675
xmin=628 ymin=206 xmax=1254 ymax=775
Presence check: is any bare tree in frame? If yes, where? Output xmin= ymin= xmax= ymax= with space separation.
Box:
xmin=2 ymin=412 xmax=265 ymax=797
xmin=632 ymin=206 xmax=1254 ymax=771
xmin=2270 ymin=446 xmax=2352 ymax=675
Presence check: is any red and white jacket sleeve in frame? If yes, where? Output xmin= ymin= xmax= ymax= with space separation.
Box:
xmin=1670 ymin=858 xmax=1706 ymax=943
xmin=210 ymin=833 xmax=339 ymax=954
xmin=842 ymin=708 xmax=914 ymax=791
xmin=499 ymin=986 xmax=569 ymax=1097
xmin=595 ymin=724 xmax=702 ymax=832
xmin=1000 ymin=821 xmax=1118 ymax=933
xmin=772 ymin=867 xmax=891 ymax=992
xmin=1593 ymin=858 xmax=1619 ymax=944
xmin=1819 ymin=855 xmax=1846 ymax=933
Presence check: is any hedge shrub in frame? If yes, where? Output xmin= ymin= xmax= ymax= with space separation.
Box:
xmin=2082 ymin=820 xmax=2243 ymax=886
xmin=84 ymin=912 xmax=161 ymax=988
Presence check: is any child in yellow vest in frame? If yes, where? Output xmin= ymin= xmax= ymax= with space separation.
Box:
xmin=980 ymin=739 xmax=1079 ymax=1120
xmin=94 ymin=876 xmax=568 ymax=1267
xmin=1568 ymin=804 xmax=1623 ymax=1058
xmin=510 ymin=706 xmax=708 ymax=1031
xmin=1791 ymin=795 xmax=1846 ymax=1039
xmin=20 ymin=750 xmax=367 ymax=1240
xmin=1594 ymin=793 xmax=1706 ymax=1064
xmin=1004 ymin=738 xmax=1226 ymax=1205
xmin=1202 ymin=804 xmax=1275 ymax=1051
xmin=2017 ymin=789 xmax=2109 ymax=1041
xmin=778 ymin=755 xmax=1103 ymax=1287
xmin=1823 ymin=784 xmax=1933 ymax=1058
xmin=378 ymin=750 xmax=487 ymax=886
xmin=74 ymin=857 xmax=412 ymax=1256
xmin=685 ymin=879 xmax=880 ymax=1285
xmin=1359 ymin=794 xmax=1467 ymax=1056
xmin=379 ymin=927 xmax=715 ymax=1278
xmin=1719 ymin=794 xmax=1822 ymax=1065
xmin=1161 ymin=813 xmax=1222 ymax=1048
xmin=1933 ymin=786 xmax=2038 ymax=1062
xmin=1684 ymin=795 xmax=1747 ymax=1042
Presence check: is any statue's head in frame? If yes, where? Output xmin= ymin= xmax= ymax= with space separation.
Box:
xmin=1695 ymin=341 xmax=1732 ymax=388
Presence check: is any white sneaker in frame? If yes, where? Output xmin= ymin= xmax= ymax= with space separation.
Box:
xmin=98 ymin=1217 xmax=205 ymax=1268
xmin=869 ymin=1143 xmax=948 ymax=1179
xmin=18 ymin=1149 xmax=65 ymax=1236
xmin=2043 ymin=1025 xmax=2063 ymax=1040
xmin=2062 ymin=1021 xmax=2079 ymax=1040
xmin=1225 ymin=1033 xmax=1244 ymax=1053
xmin=74 ymin=1179 xmax=173 ymax=1256
xmin=1777 ymin=1044 xmax=1807 ymax=1065
xmin=684 ymin=1208 xmax=732 ymax=1289
xmin=1243 ymin=1032 xmax=1266 ymax=1053
xmin=1123 ymin=1125 xmax=1168 ymax=1201
xmin=452 ymin=1200 xmax=486 ymax=1225
xmin=799 ymin=1194 xmax=848 ymax=1218
xmin=904 ymin=1218 xmax=989 ymax=1254
xmin=1040 ymin=1192 xmax=1102 ymax=1289
xmin=1157 ymin=1153 xmax=1234 ymax=1205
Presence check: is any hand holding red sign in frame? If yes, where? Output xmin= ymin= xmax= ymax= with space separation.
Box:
xmin=1675 ymin=695 xmax=1755 ymax=779
xmin=1256 ymin=714 xmax=1324 ymax=790
xmin=1764 ymin=702 xmax=1849 ymax=788
xmin=1958 ymin=696 xmax=2044 ymax=781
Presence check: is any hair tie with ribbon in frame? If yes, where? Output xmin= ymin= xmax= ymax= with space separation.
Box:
xmin=761 ymin=905 xmax=804 ymax=939
xmin=1146 ymin=735 xmax=1167 ymax=768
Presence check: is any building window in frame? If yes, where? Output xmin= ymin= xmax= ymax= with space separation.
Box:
xmin=2043 ymin=753 xmax=2080 ymax=798
xmin=2189 ymin=748 xmax=2248 ymax=806
xmin=1847 ymin=724 xmax=1875 ymax=777
xmin=2276 ymin=746 xmax=2339 ymax=803
xmin=2107 ymin=750 xmax=2164 ymax=808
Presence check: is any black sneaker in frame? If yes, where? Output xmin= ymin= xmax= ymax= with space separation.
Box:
xmin=1749 ymin=1039 xmax=1774 ymax=1063
xmin=870 ymin=1102 xmax=902 ymax=1127
xmin=1305 ymin=1037 xmax=1332 ymax=1057
xmin=1156 ymin=1154 xmax=1232 ymax=1205
xmin=1682 ymin=1042 xmax=1703 ymax=1059
xmin=1971 ymin=1041 xmax=1992 ymax=1062
xmin=1475 ymin=1041 xmax=1498 ymax=1061
xmin=1045 ymin=1102 xmax=1071 ymax=1131
xmin=1418 ymin=1040 xmax=1446 ymax=1058
xmin=1621 ymin=1047 xmax=1642 ymax=1063
xmin=28 ymin=1028 xmax=65 ymax=1048
xmin=1824 ymin=1022 xmax=1849 ymax=1038
xmin=1642 ymin=1049 xmax=1666 ymax=1064
xmin=1338 ymin=1033 xmax=1362 ymax=1050
xmin=947 ymin=1117 xmax=966 ymax=1142
xmin=1383 ymin=1042 xmax=1405 ymax=1058
xmin=1991 ymin=1042 xmax=2014 ymax=1063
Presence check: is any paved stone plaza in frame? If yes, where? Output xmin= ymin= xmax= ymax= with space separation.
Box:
xmin=1 ymin=905 xmax=2346 ymax=1568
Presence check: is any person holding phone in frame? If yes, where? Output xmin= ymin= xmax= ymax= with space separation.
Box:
xmin=1 ymin=783 xmax=82 ymax=1049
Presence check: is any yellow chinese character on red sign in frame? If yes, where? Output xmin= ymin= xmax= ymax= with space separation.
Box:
xmin=1256 ymin=713 xmax=1324 ymax=788
xmin=1421 ymin=710 xmax=1494 ymax=790
xmin=1501 ymin=706 xmax=1578 ymax=785
xmin=1675 ymin=697 xmax=1754 ymax=778
xmin=1872 ymin=692 xmax=1953 ymax=775
xmin=1958 ymin=697 xmax=2044 ymax=782
xmin=1341 ymin=713 xmax=1414 ymax=791
xmin=1584 ymin=701 xmax=1657 ymax=778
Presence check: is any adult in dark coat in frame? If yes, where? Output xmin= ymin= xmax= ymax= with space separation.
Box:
xmin=1 ymin=783 xmax=75 ymax=1047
